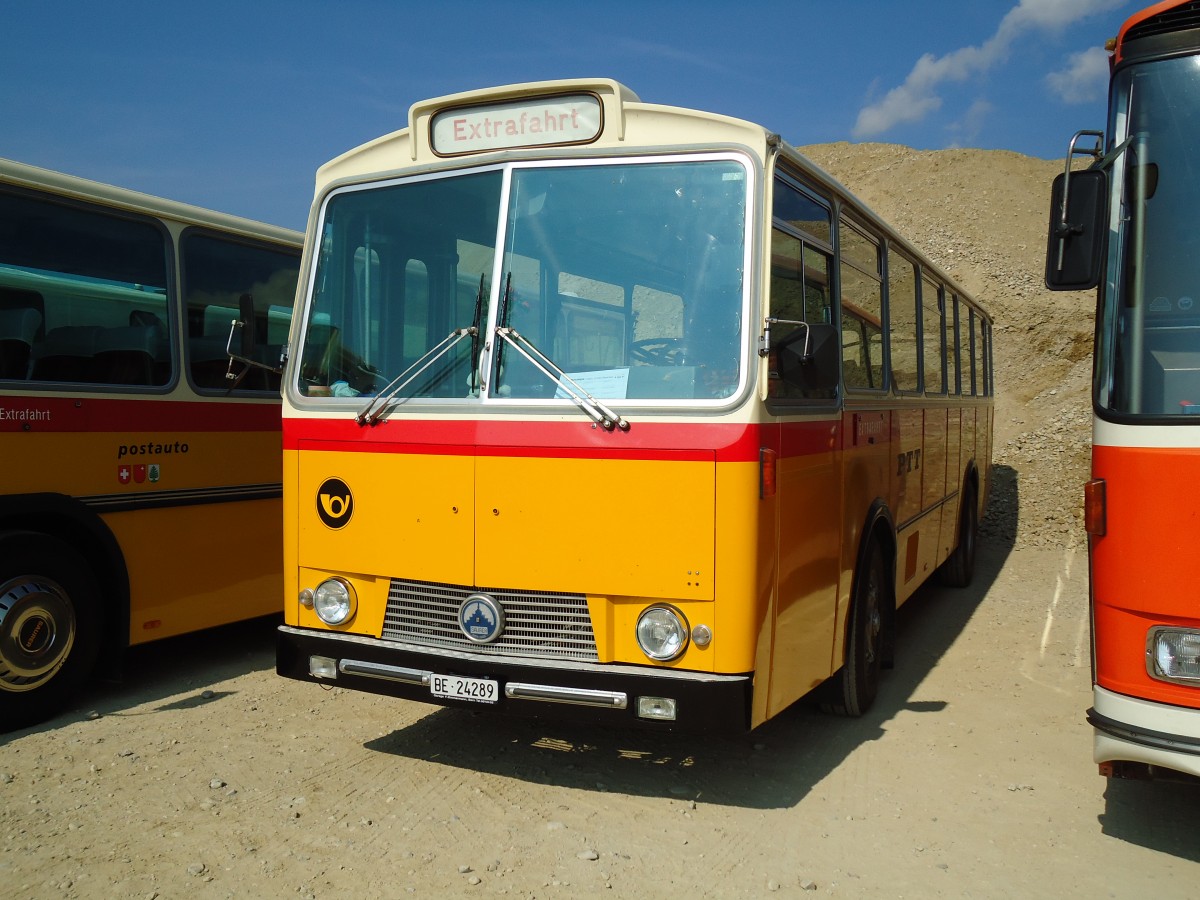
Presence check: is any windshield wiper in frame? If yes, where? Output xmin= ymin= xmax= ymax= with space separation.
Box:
xmin=355 ymin=325 xmax=476 ymax=426
xmin=469 ymin=273 xmax=485 ymax=391
xmin=357 ymin=273 xmax=491 ymax=424
xmin=492 ymin=274 xmax=629 ymax=432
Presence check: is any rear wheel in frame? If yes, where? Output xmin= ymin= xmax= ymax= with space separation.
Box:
xmin=0 ymin=532 xmax=102 ymax=731
xmin=938 ymin=484 xmax=978 ymax=588
xmin=824 ymin=539 xmax=888 ymax=717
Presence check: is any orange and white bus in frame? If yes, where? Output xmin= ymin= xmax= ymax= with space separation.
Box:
xmin=1048 ymin=2 xmax=1200 ymax=779
xmin=0 ymin=159 xmax=301 ymax=731
xmin=275 ymin=80 xmax=993 ymax=731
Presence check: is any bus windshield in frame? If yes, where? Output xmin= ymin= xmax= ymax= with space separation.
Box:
xmin=297 ymin=156 xmax=749 ymax=404
xmin=1100 ymin=54 xmax=1200 ymax=417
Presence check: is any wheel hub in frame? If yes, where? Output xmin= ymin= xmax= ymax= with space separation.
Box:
xmin=0 ymin=577 xmax=76 ymax=692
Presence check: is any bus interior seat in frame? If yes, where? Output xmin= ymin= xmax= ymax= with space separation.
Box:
xmin=31 ymin=325 xmax=101 ymax=382
xmin=0 ymin=287 xmax=46 ymax=337
xmin=0 ymin=307 xmax=42 ymax=379
xmin=93 ymin=323 xmax=163 ymax=385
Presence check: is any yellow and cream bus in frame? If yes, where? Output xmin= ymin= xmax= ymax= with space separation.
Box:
xmin=0 ymin=159 xmax=301 ymax=731
xmin=275 ymin=80 xmax=993 ymax=731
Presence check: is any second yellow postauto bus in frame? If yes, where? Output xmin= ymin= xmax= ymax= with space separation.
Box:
xmin=275 ymin=80 xmax=993 ymax=731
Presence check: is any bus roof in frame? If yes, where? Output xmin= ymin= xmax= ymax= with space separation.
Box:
xmin=0 ymin=156 xmax=302 ymax=247
xmin=310 ymin=79 xmax=987 ymax=321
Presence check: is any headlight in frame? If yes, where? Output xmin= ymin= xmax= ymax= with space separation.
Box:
xmin=313 ymin=578 xmax=356 ymax=626
xmin=1148 ymin=627 xmax=1200 ymax=683
xmin=636 ymin=605 xmax=689 ymax=661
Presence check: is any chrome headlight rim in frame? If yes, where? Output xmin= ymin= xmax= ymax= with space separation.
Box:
xmin=636 ymin=604 xmax=690 ymax=662
xmin=313 ymin=577 xmax=357 ymax=626
xmin=1147 ymin=625 xmax=1200 ymax=684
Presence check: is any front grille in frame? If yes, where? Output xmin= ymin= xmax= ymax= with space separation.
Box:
xmin=382 ymin=578 xmax=598 ymax=662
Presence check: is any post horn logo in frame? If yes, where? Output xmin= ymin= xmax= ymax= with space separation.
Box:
xmin=317 ymin=477 xmax=354 ymax=529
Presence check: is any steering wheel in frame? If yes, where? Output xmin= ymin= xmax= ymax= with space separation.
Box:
xmin=631 ymin=337 xmax=686 ymax=365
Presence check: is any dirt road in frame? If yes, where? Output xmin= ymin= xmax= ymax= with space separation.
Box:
xmin=3 ymin=535 xmax=1198 ymax=899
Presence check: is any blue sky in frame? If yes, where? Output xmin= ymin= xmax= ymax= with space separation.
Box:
xmin=1 ymin=0 xmax=1133 ymax=230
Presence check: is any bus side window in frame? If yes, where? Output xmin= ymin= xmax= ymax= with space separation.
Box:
xmin=768 ymin=175 xmax=834 ymax=401
xmin=0 ymin=188 xmax=171 ymax=388
xmin=948 ymin=294 xmax=963 ymax=395
xmin=888 ymin=248 xmax=919 ymax=392
xmin=768 ymin=231 xmax=833 ymax=400
xmin=839 ymin=219 xmax=883 ymax=390
xmin=182 ymin=230 xmax=300 ymax=392
xmin=921 ymin=275 xmax=946 ymax=395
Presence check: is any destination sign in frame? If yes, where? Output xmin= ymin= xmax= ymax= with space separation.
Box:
xmin=430 ymin=93 xmax=602 ymax=154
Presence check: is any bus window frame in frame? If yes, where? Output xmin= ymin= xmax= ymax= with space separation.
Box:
xmin=838 ymin=214 xmax=888 ymax=395
xmin=886 ymin=244 xmax=922 ymax=396
xmin=294 ymin=152 xmax=759 ymax=411
xmin=178 ymin=224 xmax=301 ymax=396
xmin=765 ymin=169 xmax=838 ymax=410
xmin=920 ymin=271 xmax=948 ymax=397
xmin=0 ymin=183 xmax=178 ymax=395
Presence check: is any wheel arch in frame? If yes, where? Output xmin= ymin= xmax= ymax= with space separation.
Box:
xmin=854 ymin=498 xmax=897 ymax=667
xmin=0 ymin=493 xmax=130 ymax=655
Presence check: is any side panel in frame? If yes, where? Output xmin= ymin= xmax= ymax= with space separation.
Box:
xmin=110 ymin=498 xmax=280 ymax=640
xmin=766 ymin=417 xmax=844 ymax=717
xmin=938 ymin=407 xmax=964 ymax=561
xmin=838 ymin=408 xmax=893 ymax=663
xmin=893 ymin=406 xmax=928 ymax=603
xmin=0 ymin=395 xmax=282 ymax=643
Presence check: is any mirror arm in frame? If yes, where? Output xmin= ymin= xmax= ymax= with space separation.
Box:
xmin=1055 ymin=130 xmax=1105 ymax=273
xmin=761 ymin=317 xmax=811 ymax=358
xmin=225 ymin=317 xmax=283 ymax=380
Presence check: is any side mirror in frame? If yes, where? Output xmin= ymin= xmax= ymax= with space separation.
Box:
xmin=1046 ymin=169 xmax=1108 ymax=291
xmin=776 ymin=322 xmax=839 ymax=392
xmin=238 ymin=293 xmax=257 ymax=358
xmin=225 ymin=293 xmax=282 ymax=382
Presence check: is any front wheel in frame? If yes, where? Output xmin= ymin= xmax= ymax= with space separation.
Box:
xmin=0 ymin=532 xmax=102 ymax=731
xmin=824 ymin=539 xmax=888 ymax=717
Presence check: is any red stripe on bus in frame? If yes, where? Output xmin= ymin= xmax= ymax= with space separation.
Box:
xmin=0 ymin=395 xmax=279 ymax=433
xmin=285 ymin=416 xmax=843 ymax=462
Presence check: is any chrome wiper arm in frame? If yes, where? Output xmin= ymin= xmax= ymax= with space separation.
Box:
xmin=469 ymin=273 xmax=486 ymax=390
xmin=355 ymin=326 xmax=475 ymax=426
xmin=494 ymin=326 xmax=629 ymax=432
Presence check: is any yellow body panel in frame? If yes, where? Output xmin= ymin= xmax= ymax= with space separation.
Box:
xmin=2 ymin=427 xmax=280 ymax=495
xmin=297 ymin=447 xmax=475 ymax=588
xmin=288 ymin=445 xmax=778 ymax=675
xmin=474 ymin=454 xmax=715 ymax=599
xmin=3 ymin=422 xmax=282 ymax=643
xmin=767 ymin=434 xmax=844 ymax=718
xmin=115 ymin=500 xmax=281 ymax=643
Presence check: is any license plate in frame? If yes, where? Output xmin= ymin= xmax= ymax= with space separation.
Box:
xmin=430 ymin=673 xmax=498 ymax=704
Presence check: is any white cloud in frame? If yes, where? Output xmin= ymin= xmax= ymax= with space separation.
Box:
xmin=1046 ymin=46 xmax=1111 ymax=103
xmin=852 ymin=0 xmax=1126 ymax=139
xmin=947 ymin=98 xmax=995 ymax=148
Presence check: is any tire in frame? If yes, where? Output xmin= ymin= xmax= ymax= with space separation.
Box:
xmin=938 ymin=484 xmax=978 ymax=588
xmin=824 ymin=539 xmax=887 ymax=717
xmin=0 ymin=532 xmax=102 ymax=732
